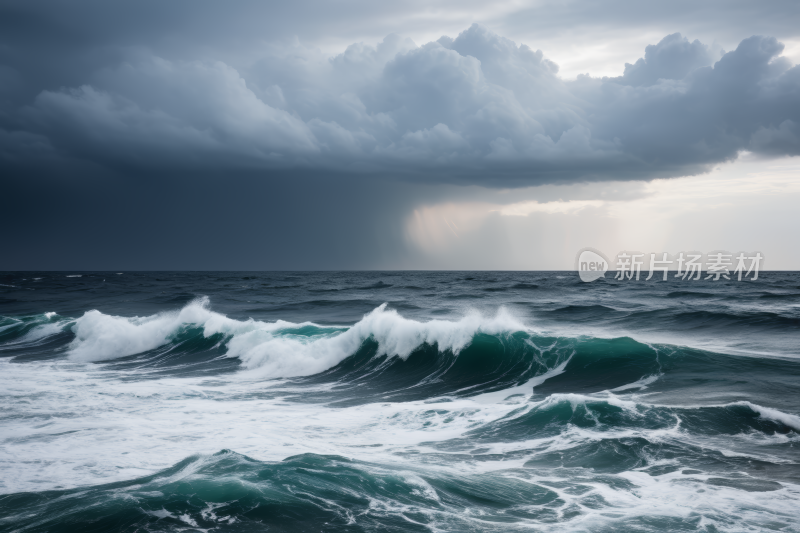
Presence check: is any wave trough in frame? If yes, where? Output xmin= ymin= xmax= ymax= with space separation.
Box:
xmin=1 ymin=271 xmax=799 ymax=532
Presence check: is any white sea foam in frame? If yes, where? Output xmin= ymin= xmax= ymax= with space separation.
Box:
xmin=231 ymin=303 xmax=528 ymax=378
xmin=67 ymin=300 xmax=530 ymax=377
xmin=611 ymin=373 xmax=662 ymax=392
xmin=535 ymin=392 xmax=643 ymax=414
xmin=4 ymin=283 xmax=800 ymax=531
xmin=527 ymin=396 xmax=800 ymax=433
xmin=0 ymin=314 xmax=69 ymax=346
xmin=68 ymin=297 xmax=267 ymax=362
xmin=654 ymin=400 xmax=800 ymax=433
xmin=0 ymin=318 xmax=22 ymax=334
xmin=17 ymin=321 xmax=67 ymax=344
xmin=69 ymin=308 xmax=191 ymax=362
xmin=0 ymin=357 xmax=564 ymax=494
xmin=735 ymin=401 xmax=800 ymax=432
xmin=1 ymin=354 xmax=798 ymax=533
xmin=471 ymin=359 xmax=569 ymax=404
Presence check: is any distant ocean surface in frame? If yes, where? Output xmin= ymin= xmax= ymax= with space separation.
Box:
xmin=1 ymin=271 xmax=799 ymax=532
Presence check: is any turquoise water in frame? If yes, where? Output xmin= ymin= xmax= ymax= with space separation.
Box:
xmin=0 ymin=272 xmax=799 ymax=531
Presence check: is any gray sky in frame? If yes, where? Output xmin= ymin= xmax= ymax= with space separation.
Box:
xmin=1 ymin=0 xmax=799 ymax=269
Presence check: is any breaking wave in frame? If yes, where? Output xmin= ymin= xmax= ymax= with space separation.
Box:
xmin=65 ymin=299 xmax=531 ymax=379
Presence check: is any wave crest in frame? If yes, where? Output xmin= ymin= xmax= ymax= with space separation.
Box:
xmin=67 ymin=300 xmax=529 ymax=378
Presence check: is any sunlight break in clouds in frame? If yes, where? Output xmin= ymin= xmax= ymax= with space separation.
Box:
xmin=2 ymin=0 xmax=799 ymax=270
xmin=404 ymin=155 xmax=800 ymax=269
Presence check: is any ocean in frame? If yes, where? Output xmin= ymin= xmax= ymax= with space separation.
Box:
xmin=0 ymin=271 xmax=798 ymax=532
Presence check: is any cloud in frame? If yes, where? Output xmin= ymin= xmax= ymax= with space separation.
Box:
xmin=498 ymin=199 xmax=604 ymax=216
xmin=4 ymin=26 xmax=800 ymax=184
xmin=613 ymin=33 xmax=717 ymax=86
xmin=402 ymin=155 xmax=800 ymax=269
xmin=0 ymin=128 xmax=54 ymax=164
xmin=22 ymin=59 xmax=320 ymax=169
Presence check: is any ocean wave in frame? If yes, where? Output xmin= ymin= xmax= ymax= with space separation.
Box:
xmin=230 ymin=304 xmax=529 ymax=379
xmin=757 ymin=291 xmax=800 ymax=300
xmin=1 ymin=447 xmax=796 ymax=533
xmin=734 ymin=401 xmax=800 ymax=432
xmin=12 ymin=300 xmax=800 ymax=405
xmin=55 ymin=301 xmax=677 ymax=405
xmin=0 ymin=312 xmax=71 ymax=346
xmin=665 ymin=309 xmax=800 ymax=328
xmin=65 ymin=300 xmax=530 ymax=379
xmin=67 ymin=297 xmax=309 ymax=364
xmin=665 ymin=291 xmax=717 ymax=299
xmin=456 ymin=393 xmax=800 ymax=454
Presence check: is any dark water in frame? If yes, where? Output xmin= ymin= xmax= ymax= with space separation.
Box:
xmin=0 ymin=271 xmax=799 ymax=532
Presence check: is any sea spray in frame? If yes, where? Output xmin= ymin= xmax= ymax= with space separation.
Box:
xmin=1 ymin=271 xmax=799 ymax=532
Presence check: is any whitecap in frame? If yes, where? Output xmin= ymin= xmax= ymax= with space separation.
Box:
xmin=734 ymin=401 xmax=800 ymax=432
xmin=67 ymin=299 xmax=531 ymax=378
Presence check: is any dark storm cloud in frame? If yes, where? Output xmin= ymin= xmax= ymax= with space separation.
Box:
xmin=0 ymin=168 xmax=432 ymax=270
xmin=1 ymin=0 xmax=798 ymax=270
xmin=2 ymin=24 xmax=799 ymax=185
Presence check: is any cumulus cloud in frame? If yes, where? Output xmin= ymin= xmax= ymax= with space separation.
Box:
xmin=23 ymin=60 xmax=320 ymax=169
xmin=4 ymin=25 xmax=800 ymax=184
xmin=614 ymin=33 xmax=717 ymax=86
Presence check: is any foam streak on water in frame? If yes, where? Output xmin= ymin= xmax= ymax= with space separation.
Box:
xmin=0 ymin=271 xmax=799 ymax=532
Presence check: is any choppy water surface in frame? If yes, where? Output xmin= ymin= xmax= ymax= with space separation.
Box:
xmin=1 ymin=271 xmax=799 ymax=532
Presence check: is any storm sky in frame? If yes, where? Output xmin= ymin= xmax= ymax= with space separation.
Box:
xmin=2 ymin=0 xmax=799 ymax=269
